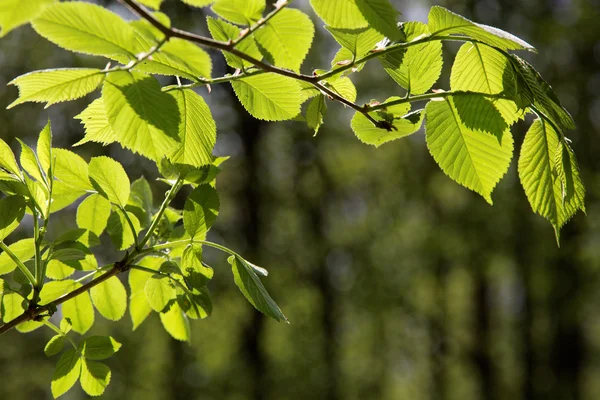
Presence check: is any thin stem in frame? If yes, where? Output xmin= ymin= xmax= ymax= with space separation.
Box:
xmin=43 ymin=320 xmax=78 ymax=350
xmin=231 ymin=0 xmax=289 ymax=48
xmin=120 ymin=206 xmax=140 ymax=249
xmin=137 ymin=176 xmax=184 ymax=249
xmin=366 ymin=91 xmax=508 ymax=112
xmin=0 ymin=242 xmax=36 ymax=286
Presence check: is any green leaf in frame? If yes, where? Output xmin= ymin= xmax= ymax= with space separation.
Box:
xmin=52 ymin=148 xmax=92 ymax=191
xmin=451 ymin=43 xmax=523 ymax=126
xmin=425 ymin=98 xmax=513 ymax=204
xmin=311 ymin=0 xmax=400 ymax=40
xmin=44 ymin=335 xmax=65 ymax=357
xmin=183 ymin=184 xmax=219 ymax=239
xmin=352 ymin=101 xmax=423 ymax=147
xmin=0 ymin=0 xmax=54 ymax=38
xmin=211 ymin=0 xmax=264 ymax=25
xmin=0 ymin=139 xmax=21 ymax=178
xmin=181 ymin=244 xmax=213 ymax=288
xmin=178 ymin=286 xmax=212 ymax=320
xmin=231 ymin=73 xmax=302 ymax=121
xmin=379 ymin=22 xmax=442 ymax=95
xmin=127 ymin=177 xmax=153 ymax=228
xmin=102 ymin=71 xmax=180 ymax=162
xmin=1 ymin=291 xmax=26 ymax=322
xmin=0 ymin=238 xmax=34 ymax=275
xmin=16 ymin=139 xmax=44 ymax=183
xmin=254 ymin=8 xmax=314 ymax=72
xmin=46 ymin=260 xmax=76 ymax=280
xmin=159 ymin=301 xmax=190 ymax=342
xmin=167 ymin=89 xmax=216 ymax=168
xmin=306 ymin=95 xmax=327 ymax=135
xmin=509 ymin=55 xmax=575 ymax=132
xmin=229 ymin=255 xmax=287 ymax=322
xmin=137 ymin=0 xmax=163 ymax=9
xmin=43 ymin=280 xmax=94 ymax=334
xmin=206 ymin=16 xmax=262 ymax=69
xmin=90 ymin=274 xmax=127 ymax=321
xmin=181 ymin=0 xmax=214 ymax=6
xmin=76 ymin=194 xmax=112 ymax=236
xmin=354 ymin=0 xmax=401 ymax=40
xmin=145 ymin=275 xmax=176 ymax=312
xmin=106 ymin=209 xmax=140 ymax=251
xmin=326 ymin=76 xmax=357 ymax=103
xmin=8 ymin=69 xmax=104 ymax=109
xmin=129 ymin=257 xmax=160 ymax=330
xmin=0 ymin=195 xmax=26 ymax=241
xmin=49 ymin=181 xmax=87 ymax=214
xmin=326 ymin=25 xmax=384 ymax=59
xmin=74 ymin=98 xmax=118 ymax=147
xmin=88 ymin=156 xmax=130 ymax=207
xmin=428 ymin=6 xmax=535 ymax=52
xmin=80 ymin=359 xmax=111 ymax=397
xmin=24 ymin=175 xmax=49 ymax=216
xmin=50 ymin=247 xmax=88 ymax=263
xmin=518 ymin=119 xmax=585 ymax=237
xmin=134 ymin=38 xmax=212 ymax=80
xmin=452 ymin=94 xmax=507 ymax=141
xmin=32 ymin=1 xmax=137 ymax=61
xmin=37 ymin=120 xmax=52 ymax=178
xmin=51 ymin=349 xmax=81 ymax=399
xmin=79 ymin=336 xmax=122 ymax=360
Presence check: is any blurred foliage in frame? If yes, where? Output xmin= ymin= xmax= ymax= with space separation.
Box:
xmin=1 ymin=0 xmax=599 ymax=399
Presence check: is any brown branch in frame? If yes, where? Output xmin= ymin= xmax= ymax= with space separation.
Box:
xmin=0 ymin=263 xmax=125 ymax=335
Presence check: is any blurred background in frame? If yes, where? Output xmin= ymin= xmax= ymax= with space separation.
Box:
xmin=1 ymin=0 xmax=599 ymax=398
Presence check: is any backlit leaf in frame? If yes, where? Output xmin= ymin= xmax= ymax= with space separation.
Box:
xmin=0 ymin=196 xmax=26 ymax=241
xmin=206 ymin=16 xmax=262 ymax=69
xmin=90 ymin=274 xmax=127 ymax=321
xmin=80 ymin=360 xmax=111 ymax=397
xmin=211 ymin=0 xmax=264 ymax=25
xmin=183 ymin=184 xmax=219 ymax=239
xmin=51 ymin=349 xmax=81 ymax=399
xmin=76 ymin=194 xmax=112 ymax=236
xmin=0 ymin=0 xmax=54 ymax=38
xmin=74 ymin=98 xmax=118 ymax=147
xmin=88 ymin=156 xmax=130 ymax=207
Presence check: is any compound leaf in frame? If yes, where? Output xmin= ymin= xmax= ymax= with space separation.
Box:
xmin=80 ymin=360 xmax=111 ymax=397
xmin=51 ymin=349 xmax=81 ymax=399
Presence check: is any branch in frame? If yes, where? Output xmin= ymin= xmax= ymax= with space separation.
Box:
xmin=365 ymin=91 xmax=508 ymax=112
xmin=231 ymin=0 xmax=289 ymax=48
xmin=0 ymin=263 xmax=124 ymax=335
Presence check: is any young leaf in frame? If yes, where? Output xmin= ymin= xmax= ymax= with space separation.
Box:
xmin=0 ymin=139 xmax=22 ymax=178
xmin=0 ymin=195 xmax=26 ymax=241
xmin=159 ymin=301 xmax=190 ymax=342
xmin=306 ymin=95 xmax=327 ymax=135
xmin=451 ymin=43 xmax=523 ymax=126
xmin=129 ymin=257 xmax=160 ymax=330
xmin=32 ymin=1 xmax=137 ymax=61
xmin=354 ymin=0 xmax=401 ymax=40
xmin=44 ymin=335 xmax=65 ymax=357
xmin=518 ymin=119 xmax=585 ymax=237
xmin=79 ymin=336 xmax=122 ymax=360
xmin=326 ymin=25 xmax=384 ymax=59
xmin=326 ymin=76 xmax=357 ymax=103
xmin=51 ymin=349 xmax=81 ymax=399
xmin=452 ymin=94 xmax=507 ymax=141
xmin=106 ymin=209 xmax=140 ymax=251
xmin=80 ymin=359 xmax=111 ymax=397
xmin=74 ymin=98 xmax=117 ymax=147
xmin=76 ymin=194 xmax=112 ymax=237
xmin=211 ymin=0 xmax=264 ymax=25
xmin=16 ymin=139 xmax=44 ymax=183
xmin=88 ymin=156 xmax=130 ymax=207
xmin=167 ymin=89 xmax=216 ymax=168
xmin=145 ymin=275 xmax=176 ymax=312
xmin=49 ymin=181 xmax=87 ymax=214
xmin=352 ymin=97 xmax=423 ymax=146
xmin=231 ymin=73 xmax=302 ymax=121
xmin=90 ymin=274 xmax=127 ymax=321
xmin=52 ymin=148 xmax=92 ymax=191
xmin=379 ymin=22 xmax=442 ymax=95
xmin=181 ymin=244 xmax=213 ymax=288
xmin=509 ymin=55 xmax=575 ymax=132
xmin=46 ymin=260 xmax=76 ymax=280
xmin=254 ymin=8 xmax=315 ymax=72
xmin=8 ymin=69 xmax=104 ymax=109
xmin=37 ymin=120 xmax=52 ymax=177
xmin=229 ymin=256 xmax=287 ymax=322
xmin=428 ymin=6 xmax=535 ymax=52
xmin=0 ymin=0 xmax=54 ymax=38
xmin=102 ymin=71 xmax=180 ymax=162
xmin=0 ymin=238 xmax=35 ymax=275
xmin=134 ymin=38 xmax=212 ymax=80
xmin=206 ymin=16 xmax=262 ymax=69
xmin=127 ymin=177 xmax=153 ymax=228
xmin=425 ymin=98 xmax=513 ymax=204
xmin=310 ymin=0 xmax=367 ymax=30
xmin=183 ymin=184 xmax=220 ymax=239
xmin=1 ymin=292 xmax=26 ymax=322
